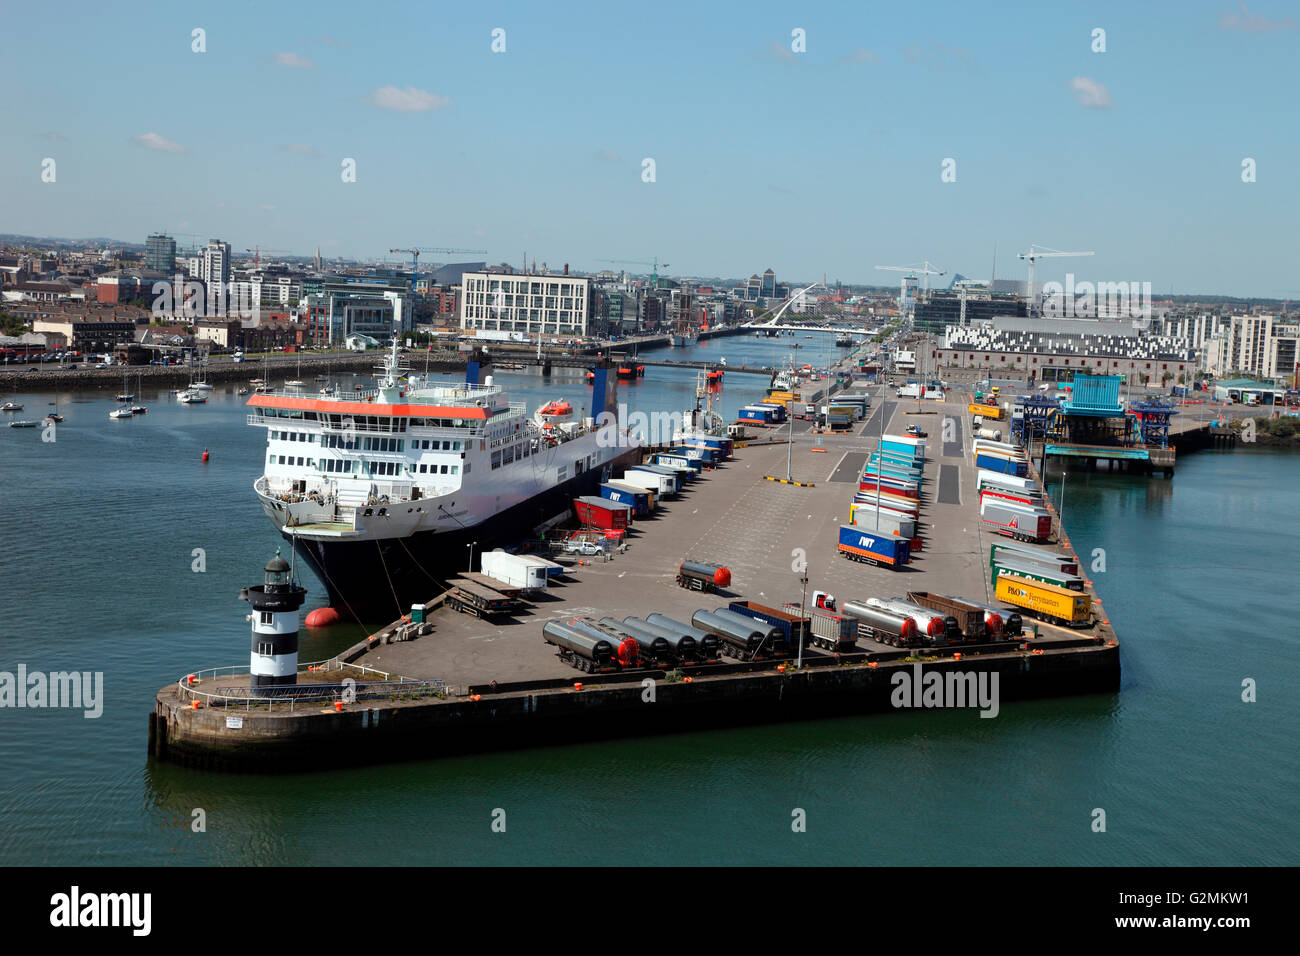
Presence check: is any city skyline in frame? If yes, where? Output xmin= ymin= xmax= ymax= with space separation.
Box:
xmin=2 ymin=1 xmax=1298 ymax=296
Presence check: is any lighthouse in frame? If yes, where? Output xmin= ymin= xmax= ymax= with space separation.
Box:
xmin=239 ymin=550 xmax=307 ymax=691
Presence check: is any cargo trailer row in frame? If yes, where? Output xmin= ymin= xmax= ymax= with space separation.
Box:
xmin=994 ymin=574 xmax=1092 ymax=627
xmin=988 ymin=542 xmax=1079 ymax=576
xmin=840 ymin=592 xmax=1025 ymax=648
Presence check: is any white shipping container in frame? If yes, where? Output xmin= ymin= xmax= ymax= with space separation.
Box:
xmin=480 ymin=550 xmax=548 ymax=591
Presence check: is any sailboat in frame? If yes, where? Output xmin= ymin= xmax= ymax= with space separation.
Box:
xmin=284 ymin=354 xmax=305 ymax=389
xmin=131 ymin=372 xmax=147 ymax=413
xmin=115 ymin=369 xmax=134 ymax=403
xmin=44 ymin=399 xmax=64 ymax=424
xmin=111 ymin=371 xmax=134 ymax=417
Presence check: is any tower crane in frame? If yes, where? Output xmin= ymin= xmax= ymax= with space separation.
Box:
xmin=389 ymin=246 xmax=488 ymax=292
xmin=245 ymin=247 xmax=289 ymax=269
xmin=596 ymin=257 xmax=669 ymax=287
xmin=1017 ymin=245 xmax=1094 ymax=317
xmin=875 ymin=262 xmax=944 ymax=315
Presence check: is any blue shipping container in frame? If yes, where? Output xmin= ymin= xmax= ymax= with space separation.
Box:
xmin=600 ymin=482 xmax=650 ymax=516
xmin=974 ymin=453 xmax=1028 ymax=477
xmin=837 ymin=525 xmax=911 ymax=567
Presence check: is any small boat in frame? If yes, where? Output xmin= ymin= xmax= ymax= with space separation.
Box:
xmin=180 ymin=390 xmax=207 ymax=404
xmin=237 ymin=387 xmax=249 ymax=396
xmin=248 ymin=378 xmax=266 ymax=386
xmin=534 ymin=398 xmax=576 ymax=429
xmin=284 ymin=379 xmax=305 ymax=389
xmin=109 ymin=406 xmax=133 ymax=419
xmin=1 ymin=402 xmax=22 ymax=412
xmin=116 ymin=392 xmax=134 ymax=402
xmin=131 ymin=405 xmax=147 ymax=415
xmin=44 ymin=414 xmax=64 ymax=424
xmin=8 ymin=420 xmax=37 ymax=428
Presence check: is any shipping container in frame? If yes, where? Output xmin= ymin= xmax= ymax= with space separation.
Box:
xmin=975 ymin=469 xmax=1036 ymax=493
xmin=682 ymin=434 xmax=733 ymax=458
xmin=988 ymin=542 xmax=1079 ymax=576
xmin=853 ymin=490 xmax=921 ymax=515
xmin=515 ymin=554 xmax=566 ymax=580
xmin=991 ymin=558 xmax=1084 ymax=591
xmin=858 ymin=474 xmax=921 ymax=499
xmin=620 ymin=469 xmax=675 ymax=497
xmin=904 ymin=591 xmax=988 ymax=641
xmin=975 ymin=453 xmax=1028 ymax=477
xmin=808 ymin=610 xmax=858 ymax=652
xmin=952 ymin=596 xmax=1021 ymax=639
xmin=848 ymin=503 xmax=917 ymax=539
xmin=995 ymin=574 xmax=1092 ymax=627
xmin=630 ymin=462 xmax=683 ymax=493
xmin=727 ymin=600 xmax=811 ymax=650
xmin=600 ymin=481 xmax=652 ymax=516
xmin=980 ymin=499 xmax=1053 ymax=542
xmin=979 ymin=487 xmax=1045 ymax=508
xmin=573 ymin=495 xmax=632 ymax=530
xmin=880 ymin=434 xmax=926 ymax=458
xmin=653 ymin=452 xmax=700 ymax=475
xmin=837 ymin=526 xmax=911 ymax=567
xmin=968 ymin=402 xmax=1003 ymax=419
xmin=480 ymin=550 xmax=549 ymax=592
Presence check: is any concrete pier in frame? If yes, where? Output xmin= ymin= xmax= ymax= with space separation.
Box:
xmin=150 ymin=382 xmax=1122 ymax=771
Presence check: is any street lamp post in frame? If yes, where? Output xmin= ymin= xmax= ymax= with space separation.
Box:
xmin=797 ymin=568 xmax=809 ymax=669
xmin=1059 ymin=472 xmax=1067 ymax=538
xmin=467 ymin=541 xmax=477 ymax=572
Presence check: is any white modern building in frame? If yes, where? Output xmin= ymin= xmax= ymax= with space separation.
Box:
xmin=200 ymin=240 xmax=231 ymax=290
xmin=459 ymin=272 xmax=592 ymax=337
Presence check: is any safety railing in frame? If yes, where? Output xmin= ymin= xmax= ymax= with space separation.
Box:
xmin=175 ymin=660 xmax=449 ymax=712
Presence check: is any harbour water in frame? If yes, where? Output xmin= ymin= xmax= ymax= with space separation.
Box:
xmin=1 ymin=334 xmax=1295 ymax=865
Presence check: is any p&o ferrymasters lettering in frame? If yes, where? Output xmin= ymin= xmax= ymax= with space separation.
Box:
xmin=49 ymin=886 xmax=151 ymax=936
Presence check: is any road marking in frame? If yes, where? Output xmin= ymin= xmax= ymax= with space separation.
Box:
xmin=826 ymin=450 xmax=849 ymax=482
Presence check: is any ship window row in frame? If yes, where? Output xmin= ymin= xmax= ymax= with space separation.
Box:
xmin=319 ymin=434 xmax=403 ymax=452
xmin=415 ymin=463 xmax=457 ymax=475
xmin=320 ymin=413 xmax=407 ymax=433
xmin=413 ymin=439 xmax=462 ymax=451
xmin=271 ymin=455 xmax=314 ymax=467
xmin=272 ymin=430 xmax=316 ymax=443
xmin=490 ymin=443 xmax=531 ymax=469
xmin=409 ymin=417 xmax=473 ymax=430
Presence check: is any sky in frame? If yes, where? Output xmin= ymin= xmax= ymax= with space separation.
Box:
xmin=1 ymin=0 xmax=1298 ymax=297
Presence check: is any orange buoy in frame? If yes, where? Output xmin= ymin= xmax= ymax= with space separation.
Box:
xmin=470 ymin=694 xmax=482 ymax=702
xmin=777 ymin=665 xmax=786 ymax=672
xmin=573 ymin=682 xmax=583 ymax=691
xmin=305 ymin=607 xmax=341 ymax=627
xmin=953 ymin=653 xmax=962 ymax=661
xmin=868 ymin=661 xmax=878 ymax=668
xmin=684 ymin=676 xmax=693 ymax=683
xmin=186 ymin=674 xmax=196 ymax=684
xmin=191 ymin=700 xmax=200 ymax=709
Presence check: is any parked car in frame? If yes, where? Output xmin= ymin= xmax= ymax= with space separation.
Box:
xmin=562 ymin=540 xmax=604 ymax=556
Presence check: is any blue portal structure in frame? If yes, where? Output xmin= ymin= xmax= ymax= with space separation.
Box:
xmin=1128 ymin=400 xmax=1178 ymax=447
xmin=1011 ymin=394 xmax=1061 ymax=446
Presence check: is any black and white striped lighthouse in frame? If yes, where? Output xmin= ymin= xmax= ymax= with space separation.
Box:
xmin=239 ymin=549 xmax=307 ymax=690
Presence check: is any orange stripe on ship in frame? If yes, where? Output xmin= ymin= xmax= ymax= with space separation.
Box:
xmin=247 ymin=394 xmax=489 ymax=419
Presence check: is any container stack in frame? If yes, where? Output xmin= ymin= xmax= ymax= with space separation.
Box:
xmin=843 ymin=432 xmax=926 ymax=564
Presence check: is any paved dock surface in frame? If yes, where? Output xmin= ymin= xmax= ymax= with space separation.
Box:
xmin=353 ymin=386 xmax=1089 ymax=690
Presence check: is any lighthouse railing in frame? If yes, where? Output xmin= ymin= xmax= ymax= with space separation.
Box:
xmin=176 ymin=660 xmax=448 ymax=712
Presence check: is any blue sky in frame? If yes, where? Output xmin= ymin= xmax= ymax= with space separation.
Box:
xmin=2 ymin=0 xmax=1297 ymax=296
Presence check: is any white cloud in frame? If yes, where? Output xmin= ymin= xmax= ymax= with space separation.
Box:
xmin=283 ymin=142 xmax=319 ymax=156
xmin=596 ymin=149 xmax=621 ymax=162
xmin=274 ymin=51 xmax=315 ymax=68
xmin=133 ymin=132 xmax=185 ymax=153
xmin=842 ymin=49 xmax=880 ymax=64
xmin=1220 ymin=3 xmax=1296 ymax=31
xmin=1070 ymin=76 xmax=1114 ymax=109
xmin=367 ymin=85 xmax=451 ymax=113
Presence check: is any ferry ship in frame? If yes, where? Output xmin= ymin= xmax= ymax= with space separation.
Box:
xmin=247 ymin=340 xmax=642 ymax=617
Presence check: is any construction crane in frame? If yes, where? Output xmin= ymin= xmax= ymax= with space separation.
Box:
xmin=1018 ymin=245 xmax=1094 ymax=317
xmin=596 ymin=257 xmax=669 ymax=288
xmin=389 ymin=246 xmax=488 ymax=292
xmin=875 ymin=262 xmax=944 ymax=316
xmin=245 ymin=247 xmax=289 ymax=269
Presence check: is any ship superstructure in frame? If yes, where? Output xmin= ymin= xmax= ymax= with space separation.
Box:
xmin=248 ymin=340 xmax=640 ymax=617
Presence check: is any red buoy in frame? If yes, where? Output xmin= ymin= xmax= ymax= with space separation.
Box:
xmin=305 ymin=607 xmax=342 ymax=628
xmin=202 ymin=448 xmax=210 ymax=462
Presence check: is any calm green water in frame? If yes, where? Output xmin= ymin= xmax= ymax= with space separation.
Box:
xmin=1 ymin=339 xmax=1295 ymax=865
